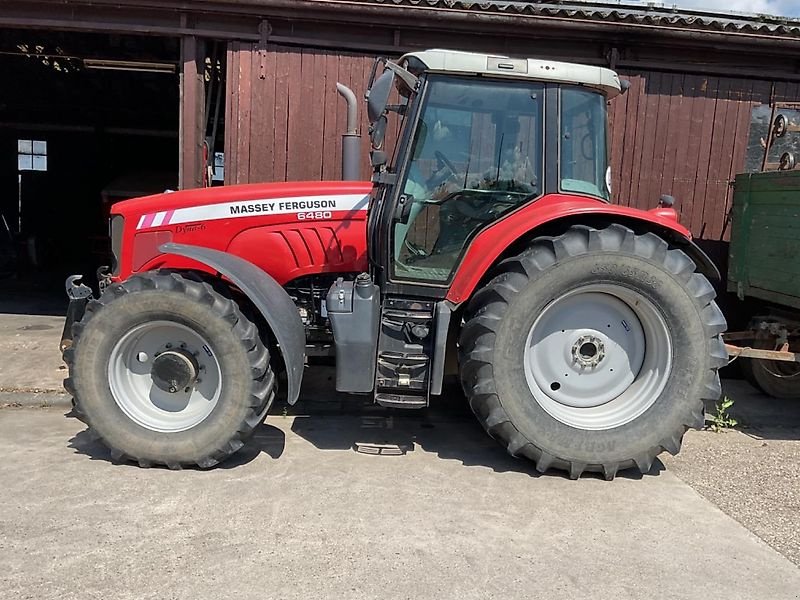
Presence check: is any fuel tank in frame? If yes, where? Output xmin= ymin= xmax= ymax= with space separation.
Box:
xmin=110 ymin=180 xmax=373 ymax=284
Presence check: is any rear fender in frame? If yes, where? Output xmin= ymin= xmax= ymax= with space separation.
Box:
xmin=160 ymin=242 xmax=306 ymax=404
xmin=446 ymin=194 xmax=720 ymax=305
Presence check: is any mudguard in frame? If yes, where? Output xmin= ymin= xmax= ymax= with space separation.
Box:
xmin=446 ymin=193 xmax=721 ymax=305
xmin=160 ymin=242 xmax=306 ymax=404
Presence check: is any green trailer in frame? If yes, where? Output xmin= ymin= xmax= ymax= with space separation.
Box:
xmin=727 ymin=169 xmax=800 ymax=398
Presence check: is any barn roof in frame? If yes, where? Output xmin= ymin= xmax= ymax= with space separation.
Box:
xmin=335 ymin=0 xmax=800 ymax=38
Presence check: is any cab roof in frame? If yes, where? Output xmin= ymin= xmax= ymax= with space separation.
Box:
xmin=400 ymin=49 xmax=622 ymax=98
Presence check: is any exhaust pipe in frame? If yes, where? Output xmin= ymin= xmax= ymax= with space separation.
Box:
xmin=336 ymin=83 xmax=361 ymax=181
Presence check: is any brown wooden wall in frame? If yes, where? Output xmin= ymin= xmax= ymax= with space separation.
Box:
xmin=225 ymin=42 xmax=799 ymax=245
xmin=225 ymin=42 xmax=386 ymax=186
xmin=608 ymin=72 xmax=799 ymax=243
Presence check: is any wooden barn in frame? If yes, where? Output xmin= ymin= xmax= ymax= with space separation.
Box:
xmin=2 ymin=0 xmax=800 ymax=300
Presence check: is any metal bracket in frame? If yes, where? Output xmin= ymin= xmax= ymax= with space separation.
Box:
xmin=96 ymin=266 xmax=112 ymax=295
xmin=66 ymin=275 xmax=93 ymax=301
xmin=372 ymin=171 xmax=397 ymax=185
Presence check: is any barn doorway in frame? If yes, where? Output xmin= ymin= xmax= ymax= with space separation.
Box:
xmin=0 ymin=30 xmax=223 ymax=313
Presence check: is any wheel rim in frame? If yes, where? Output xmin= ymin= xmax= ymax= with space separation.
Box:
xmin=108 ymin=321 xmax=222 ymax=433
xmin=523 ymin=284 xmax=673 ymax=430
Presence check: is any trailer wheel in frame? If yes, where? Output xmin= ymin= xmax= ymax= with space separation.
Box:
xmin=741 ymin=337 xmax=800 ymax=399
xmin=459 ymin=224 xmax=726 ymax=480
xmin=63 ymin=272 xmax=274 ymax=469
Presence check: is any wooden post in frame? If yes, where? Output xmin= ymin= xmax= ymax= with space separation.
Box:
xmin=179 ymin=35 xmax=206 ymax=189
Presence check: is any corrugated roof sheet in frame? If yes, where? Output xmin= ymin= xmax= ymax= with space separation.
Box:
xmin=347 ymin=0 xmax=800 ymax=38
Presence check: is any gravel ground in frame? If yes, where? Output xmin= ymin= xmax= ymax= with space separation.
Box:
xmin=663 ymin=379 xmax=800 ymax=566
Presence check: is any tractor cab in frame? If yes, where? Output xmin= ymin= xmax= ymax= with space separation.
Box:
xmin=363 ymin=49 xmax=622 ymax=295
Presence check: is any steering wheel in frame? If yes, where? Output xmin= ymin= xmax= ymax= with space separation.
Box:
xmin=434 ymin=150 xmax=458 ymax=179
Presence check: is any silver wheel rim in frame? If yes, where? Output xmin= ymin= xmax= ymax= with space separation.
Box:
xmin=523 ymin=284 xmax=672 ymax=430
xmin=108 ymin=321 xmax=222 ymax=433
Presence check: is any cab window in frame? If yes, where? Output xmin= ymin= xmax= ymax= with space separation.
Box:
xmin=393 ymin=77 xmax=544 ymax=283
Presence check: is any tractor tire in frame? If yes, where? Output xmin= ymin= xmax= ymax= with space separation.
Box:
xmin=63 ymin=272 xmax=275 ymax=469
xmin=459 ymin=224 xmax=726 ymax=480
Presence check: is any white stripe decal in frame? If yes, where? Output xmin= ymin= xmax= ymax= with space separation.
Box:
xmin=137 ymin=193 xmax=369 ymax=230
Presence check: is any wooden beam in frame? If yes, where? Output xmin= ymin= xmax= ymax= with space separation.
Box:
xmin=179 ymin=35 xmax=206 ymax=190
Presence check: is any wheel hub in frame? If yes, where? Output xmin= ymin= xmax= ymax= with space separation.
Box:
xmin=108 ymin=321 xmax=222 ymax=433
xmin=151 ymin=349 xmax=200 ymax=394
xmin=572 ymin=335 xmax=606 ymax=368
xmin=523 ymin=286 xmax=673 ymax=430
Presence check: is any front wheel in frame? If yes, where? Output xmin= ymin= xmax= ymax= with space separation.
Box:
xmin=63 ymin=272 xmax=275 ymax=469
xmin=459 ymin=224 xmax=727 ymax=479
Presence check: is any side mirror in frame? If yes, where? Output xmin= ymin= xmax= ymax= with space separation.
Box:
xmin=370 ymin=115 xmax=388 ymax=150
xmin=367 ymin=69 xmax=395 ymax=124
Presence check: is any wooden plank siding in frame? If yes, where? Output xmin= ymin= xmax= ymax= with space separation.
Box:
xmin=225 ymin=43 xmax=788 ymax=244
xmin=611 ymin=70 xmax=773 ymax=241
xmin=225 ymin=43 xmax=380 ymax=185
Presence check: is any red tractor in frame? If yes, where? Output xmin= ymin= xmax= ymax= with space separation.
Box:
xmin=62 ymin=50 xmax=726 ymax=479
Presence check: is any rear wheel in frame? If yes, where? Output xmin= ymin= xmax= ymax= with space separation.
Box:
xmin=63 ymin=272 xmax=274 ymax=469
xmin=459 ymin=224 xmax=726 ymax=479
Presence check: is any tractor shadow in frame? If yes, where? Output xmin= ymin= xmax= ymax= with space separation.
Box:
xmin=64 ymin=364 xmax=669 ymax=479
xmin=284 ymin=366 xmax=663 ymax=481
xmin=67 ymin=415 xmax=285 ymax=469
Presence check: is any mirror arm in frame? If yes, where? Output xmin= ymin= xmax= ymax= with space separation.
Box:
xmin=365 ymin=57 xmax=387 ymax=99
xmin=384 ymin=61 xmax=419 ymax=92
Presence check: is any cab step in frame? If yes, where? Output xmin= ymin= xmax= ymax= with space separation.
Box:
xmin=375 ymin=393 xmax=427 ymax=409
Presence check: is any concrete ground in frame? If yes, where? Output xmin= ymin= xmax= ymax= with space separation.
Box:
xmin=1 ymin=312 xmax=799 ymax=598
xmin=0 ymin=313 xmax=67 ymax=393
xmin=2 ymin=406 xmax=800 ymax=600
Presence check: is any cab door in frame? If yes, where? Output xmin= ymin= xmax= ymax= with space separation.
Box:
xmin=377 ymin=75 xmax=547 ymax=296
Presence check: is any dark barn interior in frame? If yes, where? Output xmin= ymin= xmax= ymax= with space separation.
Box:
xmin=0 ymin=31 xmax=181 ymax=309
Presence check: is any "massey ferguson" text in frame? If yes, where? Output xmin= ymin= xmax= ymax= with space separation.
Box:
xmin=229 ymin=199 xmax=337 ymax=215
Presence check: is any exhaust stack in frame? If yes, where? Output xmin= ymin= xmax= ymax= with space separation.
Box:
xmin=336 ymin=83 xmax=361 ymax=181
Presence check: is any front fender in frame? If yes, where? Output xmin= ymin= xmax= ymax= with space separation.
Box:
xmin=447 ymin=193 xmax=719 ymax=305
xmin=160 ymin=242 xmax=305 ymax=404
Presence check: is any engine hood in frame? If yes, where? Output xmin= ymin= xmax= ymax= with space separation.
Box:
xmin=111 ymin=180 xmax=374 ymax=284
xmin=112 ymin=180 xmax=374 ymax=225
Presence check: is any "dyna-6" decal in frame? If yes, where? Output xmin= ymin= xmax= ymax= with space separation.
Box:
xmin=136 ymin=194 xmax=370 ymax=230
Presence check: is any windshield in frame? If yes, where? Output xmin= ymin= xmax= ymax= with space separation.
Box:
xmin=393 ymin=76 xmax=544 ymax=283
xmin=560 ymin=88 xmax=609 ymax=200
